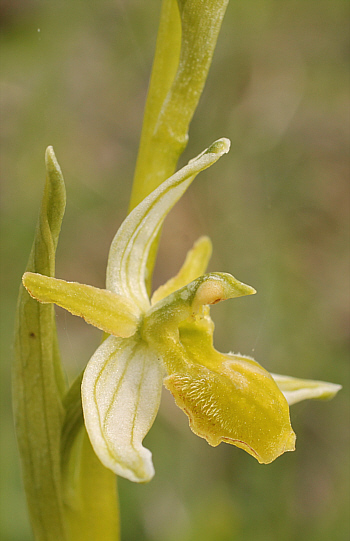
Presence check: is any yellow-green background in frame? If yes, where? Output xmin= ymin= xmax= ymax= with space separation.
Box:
xmin=1 ymin=1 xmax=349 ymax=540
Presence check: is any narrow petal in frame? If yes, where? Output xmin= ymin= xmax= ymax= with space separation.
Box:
xmin=81 ymin=336 xmax=164 ymax=483
xmin=271 ymin=373 xmax=342 ymax=406
xmin=151 ymin=236 xmax=212 ymax=305
xmin=22 ymin=272 xmax=140 ymax=338
xmin=106 ymin=138 xmax=230 ymax=311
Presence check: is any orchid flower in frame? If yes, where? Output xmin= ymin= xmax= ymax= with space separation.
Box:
xmin=22 ymin=138 xmax=341 ymax=483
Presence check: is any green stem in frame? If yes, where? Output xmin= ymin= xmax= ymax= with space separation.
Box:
xmin=130 ymin=0 xmax=229 ymax=209
xmin=64 ymin=430 xmax=120 ymax=541
xmin=129 ymin=0 xmax=181 ymax=210
xmin=129 ymin=0 xmax=229 ymax=288
xmin=61 ymin=373 xmax=120 ymax=541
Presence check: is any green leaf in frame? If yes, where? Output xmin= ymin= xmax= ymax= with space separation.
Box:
xmin=64 ymin=430 xmax=120 ymax=541
xmin=61 ymin=374 xmax=121 ymax=540
xmin=14 ymin=147 xmax=122 ymax=540
xmin=13 ymin=147 xmax=68 ymax=540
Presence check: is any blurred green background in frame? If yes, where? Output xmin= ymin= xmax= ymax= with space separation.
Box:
xmin=1 ymin=1 xmax=349 ymax=540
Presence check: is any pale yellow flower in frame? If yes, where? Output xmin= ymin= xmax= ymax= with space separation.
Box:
xmin=23 ymin=139 xmax=341 ymax=483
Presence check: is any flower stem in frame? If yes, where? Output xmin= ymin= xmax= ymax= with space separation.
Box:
xmin=129 ymin=0 xmax=229 ymax=290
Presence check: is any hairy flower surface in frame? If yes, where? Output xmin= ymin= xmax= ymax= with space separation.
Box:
xmin=23 ymin=139 xmax=341 ymax=483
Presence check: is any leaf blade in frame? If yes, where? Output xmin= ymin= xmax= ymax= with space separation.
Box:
xmin=61 ymin=374 xmax=121 ymax=541
xmin=13 ymin=147 xmax=68 ymax=540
